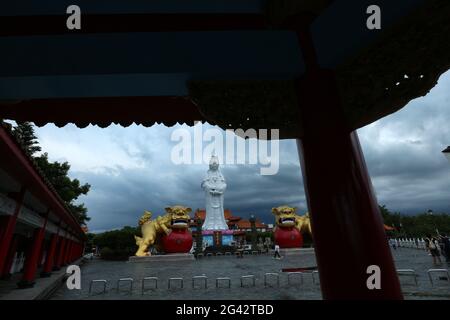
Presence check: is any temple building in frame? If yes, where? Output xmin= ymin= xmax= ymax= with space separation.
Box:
xmin=0 ymin=122 xmax=85 ymax=288
xmin=191 ymin=209 xmax=271 ymax=248
xmin=193 ymin=209 xmax=241 ymax=230
xmin=235 ymin=219 xmax=268 ymax=233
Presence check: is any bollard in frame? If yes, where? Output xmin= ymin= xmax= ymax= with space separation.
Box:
xmin=225 ymin=252 xmax=232 ymax=256
xmin=396 ymin=269 xmax=418 ymax=286
xmin=251 ymin=251 xmax=258 ymax=255
xmin=287 ymin=272 xmax=304 ymax=286
xmin=240 ymin=275 xmax=256 ymax=287
xmin=312 ymin=271 xmax=320 ymax=285
xmin=216 ymin=277 xmax=231 ymax=288
xmin=168 ymin=277 xmax=184 ymax=289
xmin=427 ymin=269 xmax=450 ymax=286
xmin=192 ymin=275 xmax=208 ymax=289
xmin=264 ymin=273 xmax=279 ymax=287
xmin=117 ymin=278 xmax=134 ymax=293
xmin=89 ymin=279 xmax=107 ymax=295
xmin=142 ymin=277 xmax=158 ymax=294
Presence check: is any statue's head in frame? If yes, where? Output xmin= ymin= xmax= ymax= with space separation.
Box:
xmin=272 ymin=206 xmax=297 ymax=227
xmin=209 ymin=154 xmax=220 ymax=171
xmin=165 ymin=206 xmax=192 ymax=229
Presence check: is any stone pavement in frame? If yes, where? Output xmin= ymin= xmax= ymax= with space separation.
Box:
xmin=49 ymin=248 xmax=450 ymax=300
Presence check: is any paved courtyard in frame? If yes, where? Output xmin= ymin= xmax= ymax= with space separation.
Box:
xmin=50 ymin=248 xmax=449 ymax=300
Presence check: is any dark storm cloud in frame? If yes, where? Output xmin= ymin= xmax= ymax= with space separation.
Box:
xmin=71 ymin=143 xmax=306 ymax=232
xmin=36 ymin=71 xmax=450 ymax=232
xmin=358 ymin=71 xmax=450 ymax=214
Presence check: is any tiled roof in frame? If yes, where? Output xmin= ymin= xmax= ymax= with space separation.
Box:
xmin=195 ymin=208 xmax=234 ymax=220
xmin=236 ymin=219 xmax=267 ymax=229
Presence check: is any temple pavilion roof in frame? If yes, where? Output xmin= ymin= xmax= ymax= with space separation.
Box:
xmin=0 ymin=0 xmax=449 ymax=138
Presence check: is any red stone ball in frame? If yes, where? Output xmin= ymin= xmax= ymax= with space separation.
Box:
xmin=274 ymin=227 xmax=303 ymax=248
xmin=161 ymin=229 xmax=193 ymax=253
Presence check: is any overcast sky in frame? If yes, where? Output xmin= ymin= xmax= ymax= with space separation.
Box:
xmin=34 ymin=72 xmax=450 ymax=233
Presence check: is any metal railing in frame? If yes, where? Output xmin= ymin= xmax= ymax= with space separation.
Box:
xmin=240 ymin=275 xmax=256 ymax=287
xmin=86 ymin=266 xmax=448 ymax=297
xmin=287 ymin=272 xmax=304 ymax=286
xmin=192 ymin=275 xmax=208 ymax=289
xmin=427 ymin=269 xmax=450 ymax=286
xmin=396 ymin=269 xmax=418 ymax=286
xmin=216 ymin=277 xmax=231 ymax=288
xmin=311 ymin=271 xmax=320 ymax=285
xmin=264 ymin=273 xmax=279 ymax=287
xmin=141 ymin=277 xmax=158 ymax=294
xmin=117 ymin=278 xmax=134 ymax=293
xmin=89 ymin=279 xmax=107 ymax=294
xmin=168 ymin=277 xmax=184 ymax=289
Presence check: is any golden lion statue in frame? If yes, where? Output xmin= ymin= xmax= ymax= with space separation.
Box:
xmin=272 ymin=206 xmax=312 ymax=234
xmin=134 ymin=206 xmax=192 ymax=257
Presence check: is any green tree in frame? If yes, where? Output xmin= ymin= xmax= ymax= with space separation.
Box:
xmin=34 ymin=153 xmax=91 ymax=225
xmin=93 ymin=226 xmax=139 ymax=260
xmin=11 ymin=122 xmax=91 ymax=226
xmin=379 ymin=205 xmax=450 ymax=237
xmin=12 ymin=122 xmax=41 ymax=156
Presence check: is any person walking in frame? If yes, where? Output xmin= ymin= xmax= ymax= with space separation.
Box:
xmin=273 ymin=244 xmax=282 ymax=259
xmin=390 ymin=238 xmax=397 ymax=250
xmin=236 ymin=243 xmax=244 ymax=259
xmin=438 ymin=234 xmax=450 ymax=263
xmin=425 ymin=234 xmax=442 ymax=266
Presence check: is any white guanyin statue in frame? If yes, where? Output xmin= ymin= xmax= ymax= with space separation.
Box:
xmin=201 ymin=152 xmax=228 ymax=230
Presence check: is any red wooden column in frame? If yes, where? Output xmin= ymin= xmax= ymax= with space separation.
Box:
xmin=62 ymin=238 xmax=72 ymax=266
xmin=75 ymin=242 xmax=83 ymax=260
xmin=75 ymin=243 xmax=80 ymax=261
xmin=295 ymin=68 xmax=402 ymax=299
xmin=40 ymin=233 xmax=59 ymax=277
xmin=0 ymin=188 xmax=25 ymax=276
xmin=53 ymin=236 xmax=66 ymax=271
xmin=17 ymin=212 xmax=49 ymax=288
xmin=72 ymin=243 xmax=78 ymax=261
xmin=72 ymin=242 xmax=78 ymax=262
xmin=37 ymin=239 xmax=47 ymax=267
xmin=79 ymin=242 xmax=85 ymax=259
xmin=291 ymin=20 xmax=402 ymax=299
xmin=0 ymin=216 xmax=8 ymax=241
xmin=67 ymin=240 xmax=73 ymax=263
xmin=69 ymin=242 xmax=75 ymax=262
xmin=72 ymin=242 xmax=79 ymax=262
xmin=69 ymin=241 xmax=73 ymax=262
xmin=0 ymin=234 xmax=19 ymax=279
